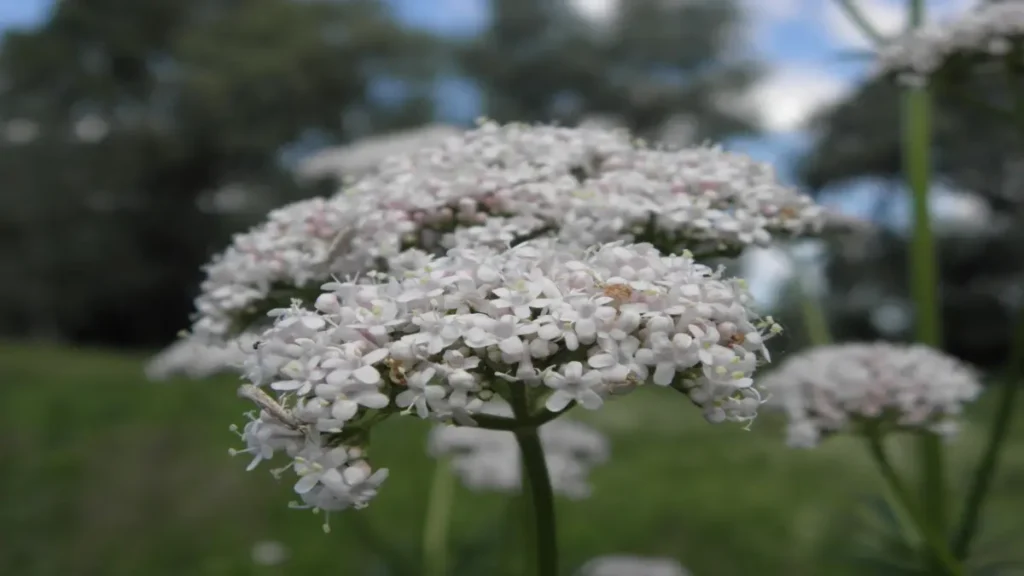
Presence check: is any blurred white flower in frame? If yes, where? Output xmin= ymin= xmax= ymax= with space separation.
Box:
xmin=576 ymin=555 xmax=690 ymax=576
xmin=428 ymin=401 xmax=610 ymax=499
xmin=876 ymin=2 xmax=1024 ymax=85
xmin=144 ymin=334 xmax=255 ymax=381
xmin=760 ymin=342 xmax=983 ymax=448
xmin=250 ymin=540 xmax=289 ymax=566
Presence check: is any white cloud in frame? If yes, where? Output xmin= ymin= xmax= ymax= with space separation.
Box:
xmin=568 ymin=0 xmax=619 ymax=25
xmin=744 ymin=68 xmax=852 ymax=133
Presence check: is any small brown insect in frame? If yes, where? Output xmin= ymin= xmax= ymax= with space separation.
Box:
xmin=601 ymin=283 xmax=633 ymax=303
xmin=385 ymin=358 xmax=407 ymax=386
xmin=728 ymin=333 xmax=746 ymax=346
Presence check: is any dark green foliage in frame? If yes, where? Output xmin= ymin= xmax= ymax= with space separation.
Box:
xmin=0 ymin=0 xmax=440 ymax=347
xmin=795 ymin=67 xmax=1024 ymax=369
xmin=461 ymin=0 xmax=762 ymax=141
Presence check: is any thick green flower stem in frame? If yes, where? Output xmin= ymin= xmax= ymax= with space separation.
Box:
xmin=509 ymin=385 xmax=559 ymax=576
xmin=422 ymin=458 xmax=456 ymax=576
xmin=953 ymin=307 xmax=1024 ymax=559
xmin=905 ymin=81 xmax=948 ymax=547
xmin=834 ymin=0 xmax=948 ymax=564
xmin=900 ymin=0 xmax=948 ymax=556
xmin=865 ymin=430 xmax=965 ymax=576
xmin=514 ymin=427 xmax=558 ymax=576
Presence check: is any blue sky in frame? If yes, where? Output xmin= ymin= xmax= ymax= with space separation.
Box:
xmin=0 ymin=0 xmax=984 ymax=301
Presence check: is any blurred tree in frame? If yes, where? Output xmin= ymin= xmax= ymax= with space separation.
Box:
xmin=460 ymin=0 xmax=762 ymax=142
xmin=0 ymin=0 xmax=441 ymax=347
xmin=796 ymin=70 xmax=1024 ymax=369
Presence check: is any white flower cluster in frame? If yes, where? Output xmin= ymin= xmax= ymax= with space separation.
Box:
xmin=576 ymin=555 xmax=690 ymax=576
xmin=230 ymin=385 xmax=389 ymax=533
xmin=876 ymin=2 xmax=1024 ymax=86
xmin=192 ymin=120 xmax=824 ymax=341
xmin=759 ymin=342 xmax=983 ymax=448
xmin=232 ymin=238 xmax=779 ymax=518
xmin=428 ymin=402 xmax=610 ymax=499
xmin=144 ymin=334 xmax=255 ymax=381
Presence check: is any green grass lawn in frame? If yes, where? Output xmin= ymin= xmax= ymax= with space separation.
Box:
xmin=2 ymin=343 xmax=1023 ymax=576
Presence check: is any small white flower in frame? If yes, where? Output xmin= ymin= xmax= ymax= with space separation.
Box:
xmin=323 ymin=346 xmax=389 ymax=388
xmin=543 ymin=361 xmax=606 ymax=411
xmin=395 ymin=366 xmax=447 ymax=418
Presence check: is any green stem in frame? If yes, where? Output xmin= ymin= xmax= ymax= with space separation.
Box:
xmin=511 ymin=386 xmax=559 ymax=576
xmin=951 ymin=46 xmax=1024 ymax=561
xmin=833 ymin=0 xmax=886 ymax=45
xmin=952 ymin=307 xmax=1024 ymax=558
xmin=865 ymin=430 xmax=965 ymax=576
xmin=901 ymin=0 xmax=948 ymax=553
xmin=422 ymin=457 xmax=456 ymax=576
xmin=797 ymin=278 xmax=832 ymax=346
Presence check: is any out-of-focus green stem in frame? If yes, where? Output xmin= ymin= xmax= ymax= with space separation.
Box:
xmin=901 ymin=0 xmax=948 ymax=552
xmin=422 ymin=458 xmax=455 ymax=576
xmin=798 ymin=282 xmax=832 ymax=346
xmin=953 ymin=307 xmax=1024 ymax=559
xmin=834 ymin=0 xmax=886 ymax=45
xmin=951 ymin=54 xmax=1024 ymax=560
xmin=865 ymin=430 xmax=964 ymax=576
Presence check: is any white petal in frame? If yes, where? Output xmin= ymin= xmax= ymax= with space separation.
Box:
xmin=359 ymin=392 xmax=390 ymax=409
xmin=653 ymin=363 xmax=676 ymax=386
xmin=354 ymin=365 xmax=381 ymax=385
xmin=545 ymin=390 xmax=573 ymax=412
xmin=294 ymin=474 xmax=319 ymax=494
xmin=332 ymin=400 xmax=359 ymax=421
xmin=271 ymin=379 xmax=303 ymax=391
xmin=362 ymin=347 xmax=390 ymax=365
xmin=575 ymin=318 xmax=597 ymax=339
xmin=499 ymin=336 xmax=524 ymax=356
xmin=564 ymin=361 xmax=584 ymax=380
xmin=578 ymin=389 xmax=604 ymax=410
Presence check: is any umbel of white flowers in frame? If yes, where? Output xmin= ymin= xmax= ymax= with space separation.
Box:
xmin=428 ymin=401 xmax=610 ymax=499
xmin=191 ymin=119 xmax=824 ymax=343
xmin=759 ymin=342 xmax=982 ymax=448
xmin=231 ymin=237 xmax=782 ymax=529
xmin=876 ymin=2 xmax=1024 ymax=87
